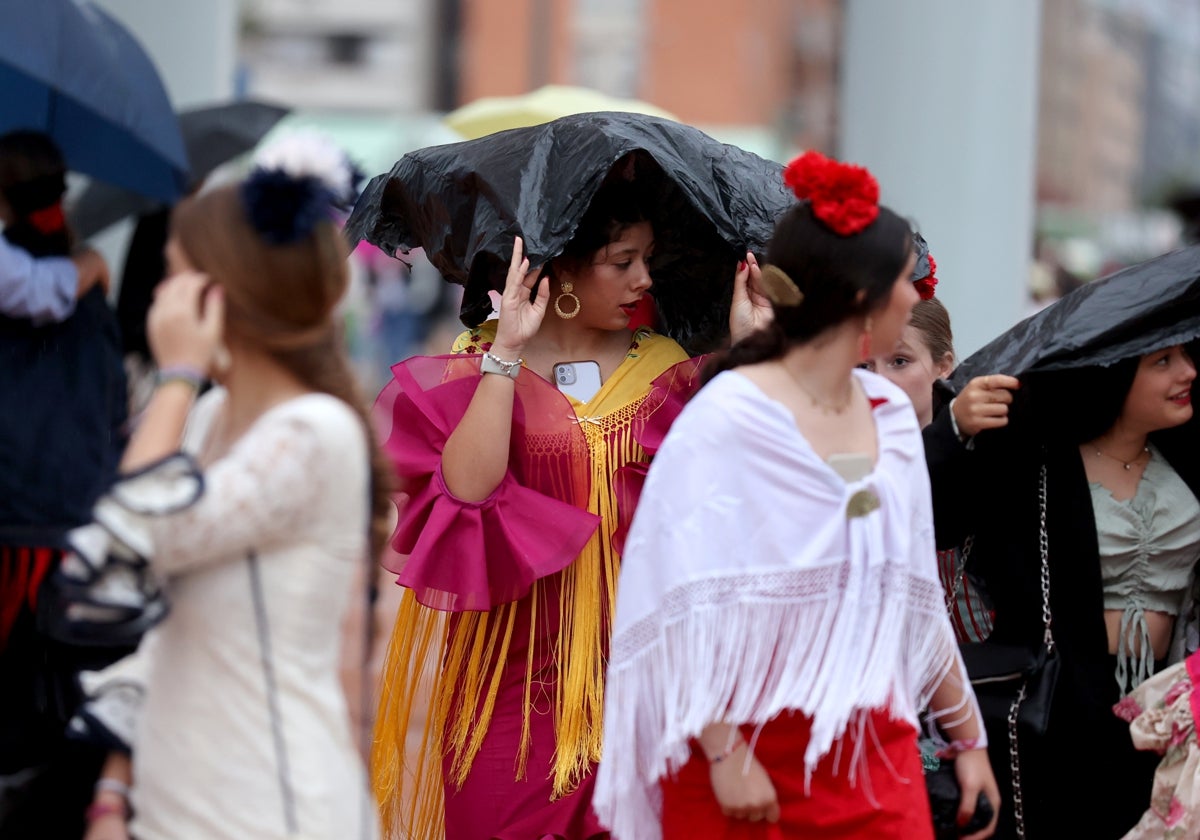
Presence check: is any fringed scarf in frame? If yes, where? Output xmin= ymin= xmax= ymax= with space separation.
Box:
xmin=593 ymin=369 xmax=980 ymax=840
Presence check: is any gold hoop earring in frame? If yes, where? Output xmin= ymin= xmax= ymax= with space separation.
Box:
xmin=554 ymin=281 xmax=581 ymax=319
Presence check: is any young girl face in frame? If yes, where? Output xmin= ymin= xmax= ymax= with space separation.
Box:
xmin=1119 ymin=344 xmax=1196 ymax=434
xmin=861 ymin=324 xmax=954 ymax=427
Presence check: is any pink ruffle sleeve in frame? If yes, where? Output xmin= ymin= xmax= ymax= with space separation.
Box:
xmin=374 ymin=355 xmax=601 ymax=612
xmin=610 ymin=355 xmax=707 ymax=554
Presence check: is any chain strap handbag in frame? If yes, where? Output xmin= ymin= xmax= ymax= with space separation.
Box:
xmin=956 ymin=463 xmax=1060 ymax=839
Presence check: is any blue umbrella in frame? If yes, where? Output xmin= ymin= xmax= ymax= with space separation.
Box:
xmin=0 ymin=0 xmax=188 ymax=203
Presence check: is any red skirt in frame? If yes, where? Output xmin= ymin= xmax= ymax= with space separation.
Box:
xmin=660 ymin=709 xmax=933 ymax=840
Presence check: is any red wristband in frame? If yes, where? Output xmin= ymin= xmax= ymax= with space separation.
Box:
xmin=86 ymin=800 xmax=127 ymax=822
xmin=935 ymin=737 xmax=985 ymax=759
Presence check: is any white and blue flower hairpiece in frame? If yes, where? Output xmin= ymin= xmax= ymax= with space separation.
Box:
xmin=240 ymin=129 xmax=363 ymax=244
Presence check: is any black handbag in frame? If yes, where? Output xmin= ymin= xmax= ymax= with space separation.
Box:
xmin=960 ymin=640 xmax=1059 ymax=738
xmin=924 ymin=750 xmax=996 ymax=839
xmin=956 ymin=463 xmax=1059 ymax=836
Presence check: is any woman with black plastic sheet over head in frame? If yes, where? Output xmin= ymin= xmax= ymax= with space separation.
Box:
xmin=926 ymin=247 xmax=1200 ymax=839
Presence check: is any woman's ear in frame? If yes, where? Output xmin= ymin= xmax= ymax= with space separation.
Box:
xmin=935 ymin=351 xmax=955 ymax=380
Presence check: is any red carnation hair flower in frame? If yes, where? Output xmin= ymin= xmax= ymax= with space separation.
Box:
xmin=782 ymin=150 xmax=880 ymax=236
xmin=914 ymin=253 xmax=938 ymax=300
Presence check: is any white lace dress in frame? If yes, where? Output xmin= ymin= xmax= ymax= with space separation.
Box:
xmin=83 ymin=390 xmax=379 ymax=840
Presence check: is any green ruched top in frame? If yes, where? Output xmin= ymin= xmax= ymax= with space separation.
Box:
xmin=1092 ymin=444 xmax=1200 ymax=695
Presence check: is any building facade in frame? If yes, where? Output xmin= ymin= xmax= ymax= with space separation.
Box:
xmin=455 ymin=0 xmax=841 ymax=159
xmin=240 ymin=0 xmax=444 ymax=112
xmin=1036 ymin=0 xmax=1145 ymax=212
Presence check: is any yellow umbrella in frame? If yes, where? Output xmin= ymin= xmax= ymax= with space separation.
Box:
xmin=443 ymin=84 xmax=679 ymax=140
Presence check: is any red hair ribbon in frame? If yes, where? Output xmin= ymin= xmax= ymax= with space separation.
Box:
xmin=915 ymin=253 xmax=938 ymax=300
xmin=782 ymin=150 xmax=880 ymax=236
xmin=27 ymin=203 xmax=66 ymax=235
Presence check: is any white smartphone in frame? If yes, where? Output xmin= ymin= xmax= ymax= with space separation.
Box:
xmin=553 ymin=360 xmax=603 ymax=403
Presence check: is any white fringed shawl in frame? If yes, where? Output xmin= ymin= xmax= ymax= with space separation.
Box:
xmin=593 ymin=369 xmax=979 ymax=840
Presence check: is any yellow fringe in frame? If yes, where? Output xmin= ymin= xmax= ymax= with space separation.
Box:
xmin=450 ymin=604 xmax=518 ymax=787
xmin=549 ymin=409 xmax=641 ymax=796
xmin=517 ymin=585 xmax=538 ymax=780
xmin=372 ymin=393 xmax=656 ymax=837
xmin=371 ymin=590 xmax=447 ymax=840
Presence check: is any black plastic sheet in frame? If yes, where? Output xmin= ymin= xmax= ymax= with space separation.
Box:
xmin=345 ymin=112 xmax=796 ymax=354
xmin=912 ymin=231 xmax=932 ymax=281
xmin=950 ymin=245 xmax=1200 ymax=391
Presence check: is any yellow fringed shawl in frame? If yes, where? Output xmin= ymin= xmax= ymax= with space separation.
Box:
xmin=372 ymin=323 xmax=688 ymax=839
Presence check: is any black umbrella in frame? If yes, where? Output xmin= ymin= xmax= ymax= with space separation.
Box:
xmin=949 ymin=245 xmax=1200 ymax=391
xmin=68 ymin=99 xmax=291 ymax=238
xmin=345 ymin=111 xmax=795 ymax=354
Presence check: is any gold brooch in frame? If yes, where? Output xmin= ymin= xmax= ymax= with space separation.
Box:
xmin=846 ymin=490 xmax=880 ymax=519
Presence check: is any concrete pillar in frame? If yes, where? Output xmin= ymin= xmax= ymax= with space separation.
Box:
xmin=839 ymin=0 xmax=1042 ymax=360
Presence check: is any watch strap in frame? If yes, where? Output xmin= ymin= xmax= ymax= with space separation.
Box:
xmin=480 ymin=350 xmax=523 ymax=379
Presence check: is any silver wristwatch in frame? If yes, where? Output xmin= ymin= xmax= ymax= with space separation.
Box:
xmin=480 ymin=350 xmax=523 ymax=379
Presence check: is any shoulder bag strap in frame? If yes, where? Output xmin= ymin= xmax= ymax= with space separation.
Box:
xmin=1009 ymin=461 xmax=1052 ymax=840
xmin=950 ymin=463 xmax=1053 ymax=646
xmin=1037 ymin=462 xmax=1054 ymax=651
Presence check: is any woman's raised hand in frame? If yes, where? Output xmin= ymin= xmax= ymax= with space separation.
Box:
xmin=729 ymin=251 xmax=773 ymax=344
xmin=952 ymin=374 xmax=1020 ymax=439
xmin=146 ymin=272 xmax=224 ymax=374
xmin=491 ymin=236 xmax=548 ymax=359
